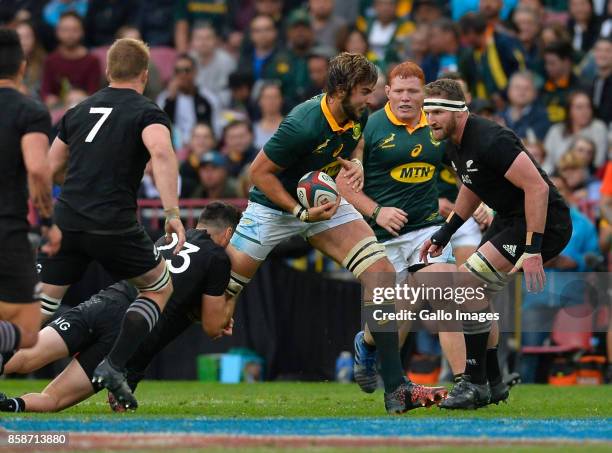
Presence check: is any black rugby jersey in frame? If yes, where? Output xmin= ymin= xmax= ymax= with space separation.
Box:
xmin=445 ymin=115 xmax=566 ymax=218
xmin=54 ymin=87 xmax=172 ymax=231
xmin=0 ymin=88 xmax=51 ymax=242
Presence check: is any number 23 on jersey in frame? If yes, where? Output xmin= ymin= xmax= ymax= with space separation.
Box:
xmin=156 ymin=233 xmax=200 ymax=274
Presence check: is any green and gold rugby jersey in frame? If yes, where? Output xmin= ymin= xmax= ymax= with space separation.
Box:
xmin=436 ymin=161 xmax=459 ymax=202
xmin=250 ymin=93 xmax=367 ymax=210
xmin=363 ymin=103 xmax=445 ymax=242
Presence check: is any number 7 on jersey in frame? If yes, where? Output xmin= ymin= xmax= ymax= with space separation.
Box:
xmin=85 ymin=107 xmax=113 ymax=142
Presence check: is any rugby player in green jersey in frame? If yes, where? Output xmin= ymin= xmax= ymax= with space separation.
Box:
xmin=336 ymin=62 xmax=466 ymax=394
xmin=226 ymin=53 xmax=447 ymax=414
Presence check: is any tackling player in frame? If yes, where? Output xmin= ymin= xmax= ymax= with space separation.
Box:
xmin=38 ymin=38 xmax=186 ymax=409
xmin=226 ymin=52 xmax=447 ymax=414
xmin=420 ymin=79 xmax=571 ymax=408
xmin=0 ymin=203 xmax=238 ymax=413
xmin=0 ymin=29 xmax=61 ymax=362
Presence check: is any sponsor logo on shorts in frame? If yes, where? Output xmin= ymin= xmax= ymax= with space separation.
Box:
xmin=390 ymin=162 xmax=435 ymax=183
xmin=503 ymin=244 xmax=517 ymax=257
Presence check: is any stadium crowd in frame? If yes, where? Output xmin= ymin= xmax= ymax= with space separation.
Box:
xmin=2 ymin=0 xmax=611 ymax=383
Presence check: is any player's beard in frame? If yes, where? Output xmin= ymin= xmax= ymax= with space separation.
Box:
xmin=341 ymin=96 xmax=363 ymax=122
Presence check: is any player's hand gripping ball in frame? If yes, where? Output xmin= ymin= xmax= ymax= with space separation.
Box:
xmin=296 ymin=171 xmax=338 ymax=208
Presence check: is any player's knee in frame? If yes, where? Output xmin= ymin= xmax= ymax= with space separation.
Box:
xmin=225 ymin=271 xmax=251 ymax=298
xmin=462 ymin=251 xmax=507 ymax=293
xmin=136 ymin=263 xmax=172 ymax=295
xmin=342 ymin=237 xmax=388 ymax=279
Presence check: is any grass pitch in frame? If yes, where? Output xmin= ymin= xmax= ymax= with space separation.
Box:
xmin=0 ymin=380 xmax=610 ymax=418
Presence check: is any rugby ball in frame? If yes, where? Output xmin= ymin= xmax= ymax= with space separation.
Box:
xmin=296 ymin=171 xmax=338 ymax=208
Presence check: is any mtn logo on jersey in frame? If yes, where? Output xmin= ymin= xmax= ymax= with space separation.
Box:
xmin=503 ymin=244 xmax=517 ymax=257
xmin=380 ymin=133 xmax=396 ymax=149
xmin=390 ymin=162 xmax=435 ymax=183
xmin=466 ymin=160 xmax=479 ymax=173
xmin=319 ymin=160 xmax=341 ymax=177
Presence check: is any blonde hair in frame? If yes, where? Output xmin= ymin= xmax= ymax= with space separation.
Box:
xmin=106 ymin=38 xmax=149 ymax=82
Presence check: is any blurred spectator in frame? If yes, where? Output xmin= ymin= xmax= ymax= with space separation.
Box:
xmin=333 ymin=0 xmax=360 ymax=25
xmin=268 ymin=9 xmax=315 ymax=108
xmin=84 ymin=0 xmax=138 ymax=47
xmin=190 ymin=23 xmax=237 ymax=108
xmin=421 ymin=18 xmax=460 ymax=82
xmin=304 ymin=45 xmax=333 ymax=98
xmin=541 ymin=22 xmax=572 ymax=48
xmin=541 ymin=41 xmax=584 ymax=123
xmin=569 ymin=0 xmax=602 ymax=56
xmin=451 ymin=0 xmax=517 ymax=22
xmin=571 ymin=135 xmax=599 ymax=174
xmin=599 ymin=161 xmax=612 ymax=251
xmin=254 ymin=0 xmax=285 ymax=25
xmin=309 ymin=0 xmax=347 ymax=51
xmin=543 ymin=90 xmax=609 ymax=172
xmin=190 ymin=151 xmax=238 ymax=198
xmin=179 ymin=123 xmax=217 ymax=197
xmin=238 ymin=15 xmax=279 ymax=81
xmin=174 ymin=0 xmax=229 ymax=53
xmin=556 ymin=149 xmax=598 ymax=204
xmin=139 ymin=161 xmax=183 ymax=200
xmin=16 ymin=20 xmax=46 ymax=98
xmin=547 ymin=174 xmax=601 ymax=270
xmin=40 ymin=11 xmax=100 ymax=107
xmin=221 ymin=120 xmax=257 ymax=177
xmin=512 ymin=6 xmax=545 ymax=77
xmin=369 ymin=69 xmax=388 ymax=110
xmin=224 ymin=71 xmax=256 ymax=121
xmin=500 ymin=71 xmax=551 ymax=141
xmin=458 ymin=12 xmax=525 ymax=109
xmin=403 ymin=22 xmax=429 ymax=65
xmin=601 ymin=0 xmax=612 ymax=38
xmin=356 ymin=0 xmax=414 ymax=63
xmin=114 ymin=26 xmax=164 ymax=100
xmin=157 ymin=54 xmax=215 ymax=148
xmin=135 ymin=0 xmax=175 ymax=47
xmin=411 ymin=0 xmax=444 ymax=25
xmin=479 ymin=0 xmax=514 ymax=35
xmin=340 ymin=27 xmax=398 ymax=72
xmin=42 ymin=0 xmax=87 ymax=28
xmin=591 ymin=36 xmax=612 ymax=124
xmin=253 ymin=82 xmax=284 ymax=149
xmin=359 ymin=0 xmax=412 ymax=23
xmin=440 ymin=71 xmax=473 ymax=104
xmin=524 ymin=139 xmax=547 ymax=165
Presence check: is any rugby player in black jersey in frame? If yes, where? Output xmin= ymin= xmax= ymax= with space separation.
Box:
xmin=0 ymin=203 xmax=238 ymax=413
xmin=0 ymin=29 xmax=61 ymax=364
xmin=38 ymin=38 xmax=186 ymax=409
xmin=419 ymin=78 xmax=571 ymax=409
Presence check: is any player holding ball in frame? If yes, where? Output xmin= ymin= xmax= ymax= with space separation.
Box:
xmin=226 ymin=52 xmax=447 ymax=414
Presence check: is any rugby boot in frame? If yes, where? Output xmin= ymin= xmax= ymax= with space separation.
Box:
xmin=385 ymin=379 xmax=448 ymax=414
xmin=439 ymin=375 xmax=491 ymax=410
xmin=92 ymin=359 xmax=138 ymax=410
xmin=353 ymin=331 xmax=378 ymax=393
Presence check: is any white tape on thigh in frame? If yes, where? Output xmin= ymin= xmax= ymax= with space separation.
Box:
xmin=342 ymin=237 xmax=387 ymax=279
